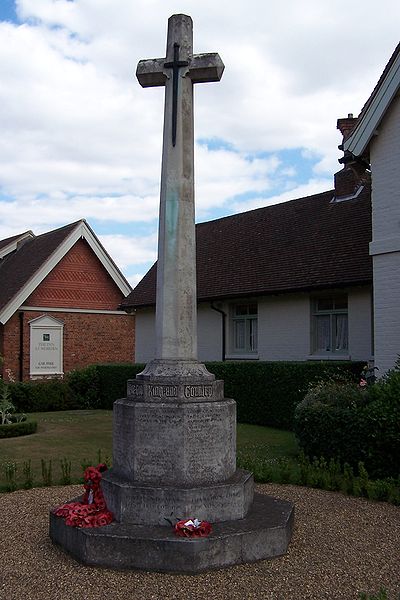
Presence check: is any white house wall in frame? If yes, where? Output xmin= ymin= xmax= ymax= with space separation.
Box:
xmin=348 ymin=288 xmax=373 ymax=361
xmin=257 ymin=294 xmax=310 ymax=361
xmin=198 ymin=304 xmax=223 ymax=361
xmin=370 ymin=94 xmax=400 ymax=374
xmin=134 ymin=287 xmax=372 ymax=363
xmin=135 ymin=307 xmax=156 ymax=363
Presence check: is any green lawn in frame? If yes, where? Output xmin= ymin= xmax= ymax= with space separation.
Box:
xmin=0 ymin=410 xmax=298 ymax=489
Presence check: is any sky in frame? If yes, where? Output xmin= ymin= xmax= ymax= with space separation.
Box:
xmin=0 ymin=1 xmax=399 ymax=288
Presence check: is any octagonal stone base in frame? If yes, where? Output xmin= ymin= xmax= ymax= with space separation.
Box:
xmin=49 ymin=492 xmax=294 ymax=574
xmin=101 ymin=468 xmax=253 ymax=525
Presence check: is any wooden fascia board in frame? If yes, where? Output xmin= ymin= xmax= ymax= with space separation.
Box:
xmin=0 ymin=222 xmax=131 ymax=324
xmin=344 ymin=52 xmax=400 ymax=156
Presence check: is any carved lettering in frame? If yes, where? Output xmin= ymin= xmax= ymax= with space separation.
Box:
xmin=130 ymin=384 xmax=144 ymax=397
xmin=184 ymin=385 xmax=213 ymax=398
xmin=148 ymin=384 xmax=177 ymax=398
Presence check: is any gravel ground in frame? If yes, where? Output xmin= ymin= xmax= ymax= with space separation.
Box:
xmin=0 ymin=483 xmax=399 ymax=600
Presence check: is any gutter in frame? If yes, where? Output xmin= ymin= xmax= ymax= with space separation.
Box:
xmin=19 ymin=311 xmax=24 ymax=381
xmin=211 ymin=302 xmax=227 ymax=361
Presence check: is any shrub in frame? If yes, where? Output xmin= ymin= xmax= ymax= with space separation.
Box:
xmin=9 ymin=379 xmax=78 ymax=413
xmin=0 ymin=420 xmax=37 ymax=438
xmin=294 ymin=370 xmax=400 ymax=479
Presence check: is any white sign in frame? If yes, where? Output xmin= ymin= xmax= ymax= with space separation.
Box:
xmin=29 ymin=315 xmax=64 ymax=377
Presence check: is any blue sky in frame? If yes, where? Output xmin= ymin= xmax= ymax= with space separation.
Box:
xmin=0 ymin=1 xmax=399 ymax=287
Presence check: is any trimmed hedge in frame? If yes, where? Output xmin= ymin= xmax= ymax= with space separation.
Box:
xmin=0 ymin=420 xmax=37 ymax=438
xmin=9 ymin=379 xmax=79 ymax=413
xmin=206 ymin=361 xmax=364 ymax=429
xmin=7 ymin=361 xmax=363 ymax=430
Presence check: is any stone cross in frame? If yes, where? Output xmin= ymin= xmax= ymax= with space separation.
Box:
xmin=136 ymin=14 xmax=224 ymax=364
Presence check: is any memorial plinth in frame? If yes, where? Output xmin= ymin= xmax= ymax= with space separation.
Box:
xmin=49 ymin=13 xmax=294 ymax=573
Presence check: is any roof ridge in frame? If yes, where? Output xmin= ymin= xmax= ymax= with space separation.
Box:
xmin=197 ymin=188 xmax=335 ymax=227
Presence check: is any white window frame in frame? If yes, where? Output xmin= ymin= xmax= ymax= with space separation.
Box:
xmin=311 ymin=294 xmax=349 ymax=357
xmin=228 ymin=302 xmax=258 ymax=358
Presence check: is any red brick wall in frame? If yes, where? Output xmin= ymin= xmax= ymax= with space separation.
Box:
xmin=26 ymin=239 xmax=123 ymax=310
xmin=2 ymin=310 xmax=135 ymax=382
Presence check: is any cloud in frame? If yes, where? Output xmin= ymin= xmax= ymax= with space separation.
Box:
xmin=231 ymin=178 xmax=333 ymax=213
xmin=1 ymin=0 xmax=399 ymax=281
xmin=99 ymin=232 xmax=158 ymax=270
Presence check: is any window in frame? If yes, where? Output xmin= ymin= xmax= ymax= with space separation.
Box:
xmin=312 ymin=294 xmax=348 ymax=354
xmin=231 ymin=303 xmax=258 ymax=354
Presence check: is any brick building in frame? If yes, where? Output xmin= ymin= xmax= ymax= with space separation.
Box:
xmin=0 ymin=220 xmax=134 ymax=381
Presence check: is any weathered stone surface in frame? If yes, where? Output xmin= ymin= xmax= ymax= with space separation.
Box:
xmin=110 ymin=398 xmax=236 ymax=486
xmin=127 ymin=376 xmax=224 ymax=403
xmin=135 ymin=359 xmax=217 ymax=383
xmin=101 ymin=468 xmax=253 ymax=525
xmin=49 ymin=492 xmax=294 ymax=574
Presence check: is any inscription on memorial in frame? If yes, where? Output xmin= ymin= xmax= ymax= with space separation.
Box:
xmin=129 ymin=384 xmax=144 ymax=397
xmin=148 ymin=384 xmax=178 ymax=398
xmin=184 ymin=385 xmax=213 ymax=398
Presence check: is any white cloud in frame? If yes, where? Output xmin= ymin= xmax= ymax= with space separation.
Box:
xmin=1 ymin=0 xmax=399 ymax=280
xmin=231 ymin=178 xmax=333 ymax=214
xmin=99 ymin=232 xmax=158 ymax=270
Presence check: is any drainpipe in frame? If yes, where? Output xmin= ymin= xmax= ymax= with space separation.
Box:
xmin=211 ymin=302 xmax=227 ymax=361
xmin=19 ymin=311 xmax=24 ymax=381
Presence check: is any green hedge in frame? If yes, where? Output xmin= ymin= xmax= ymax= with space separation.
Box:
xmin=9 ymin=379 xmax=79 ymax=413
xmin=0 ymin=420 xmax=37 ymax=439
xmin=6 ymin=361 xmax=364 ymax=430
xmin=206 ymin=361 xmax=364 ymax=429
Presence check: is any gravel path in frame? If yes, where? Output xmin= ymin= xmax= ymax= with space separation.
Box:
xmin=0 ymin=484 xmax=399 ymax=600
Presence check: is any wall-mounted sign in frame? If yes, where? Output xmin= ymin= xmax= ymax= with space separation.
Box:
xmin=29 ymin=315 xmax=64 ymax=377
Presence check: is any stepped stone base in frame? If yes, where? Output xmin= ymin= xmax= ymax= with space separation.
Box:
xmin=49 ymin=492 xmax=294 ymax=574
xmin=101 ymin=468 xmax=253 ymax=525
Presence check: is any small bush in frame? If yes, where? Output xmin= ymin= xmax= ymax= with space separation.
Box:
xmin=294 ymin=369 xmax=400 ymax=479
xmin=0 ymin=420 xmax=37 ymax=438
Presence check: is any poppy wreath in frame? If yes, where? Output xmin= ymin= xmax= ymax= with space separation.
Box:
xmin=53 ymin=463 xmax=113 ymax=528
xmin=174 ymin=519 xmax=212 ymax=538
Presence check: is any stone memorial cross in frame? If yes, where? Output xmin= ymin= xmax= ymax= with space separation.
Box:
xmin=50 ymin=14 xmax=294 ymax=573
xmin=136 ymin=14 xmax=224 ymax=364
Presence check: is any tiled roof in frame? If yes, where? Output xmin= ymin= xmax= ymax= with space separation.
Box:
xmin=123 ymin=181 xmax=372 ymax=308
xmin=0 ymin=221 xmax=81 ymax=312
xmin=0 ymin=231 xmax=32 ymax=252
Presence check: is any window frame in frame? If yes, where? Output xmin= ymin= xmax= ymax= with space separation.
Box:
xmin=311 ymin=294 xmax=349 ymax=357
xmin=228 ymin=302 xmax=258 ymax=358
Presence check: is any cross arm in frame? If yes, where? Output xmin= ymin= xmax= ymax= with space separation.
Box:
xmin=136 ymin=58 xmax=167 ymax=87
xmin=189 ymin=53 xmax=224 ymax=83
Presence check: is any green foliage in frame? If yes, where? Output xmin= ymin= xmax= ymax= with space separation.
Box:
xmin=207 ymin=361 xmax=364 ymax=429
xmin=294 ymin=368 xmax=400 ymax=479
xmin=0 ymin=380 xmax=15 ymax=425
xmin=0 ymin=420 xmax=37 ymax=438
xmin=3 ymin=361 xmax=364 ymax=428
xmin=9 ymin=379 xmax=79 ymax=413
xmin=359 ymin=588 xmax=388 ymax=600
xmin=2 ymin=461 xmax=18 ymax=491
xmin=94 ymin=364 xmax=145 ymax=409
xmin=41 ymin=459 xmax=52 ymax=487
xmin=22 ymin=460 xmax=33 ymax=489
xmin=66 ymin=366 xmax=101 ymax=409
xmin=59 ymin=457 xmax=72 ymax=485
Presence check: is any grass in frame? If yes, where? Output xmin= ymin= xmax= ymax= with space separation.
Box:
xmin=0 ymin=410 xmax=113 ymax=486
xmin=0 ymin=410 xmax=298 ymax=489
